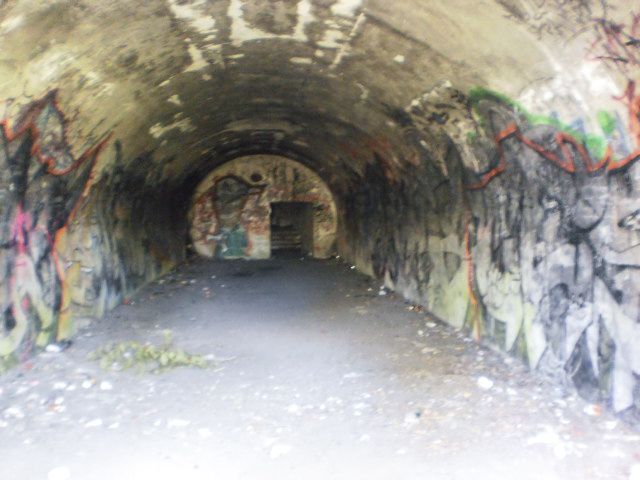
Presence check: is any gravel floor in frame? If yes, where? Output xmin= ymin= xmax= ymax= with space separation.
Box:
xmin=1 ymin=254 xmax=639 ymax=480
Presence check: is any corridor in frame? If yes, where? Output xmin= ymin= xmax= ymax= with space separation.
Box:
xmin=1 ymin=256 xmax=637 ymax=479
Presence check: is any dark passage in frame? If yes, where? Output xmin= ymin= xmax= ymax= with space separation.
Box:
xmin=270 ymin=202 xmax=314 ymax=255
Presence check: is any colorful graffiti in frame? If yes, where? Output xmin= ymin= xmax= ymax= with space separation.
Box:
xmin=347 ymin=77 xmax=640 ymax=420
xmin=189 ymin=155 xmax=337 ymax=259
xmin=466 ymin=88 xmax=640 ymax=416
xmin=467 ymin=88 xmax=640 ymax=189
xmin=0 ymin=91 xmax=106 ymax=366
xmin=191 ymin=175 xmax=263 ymax=258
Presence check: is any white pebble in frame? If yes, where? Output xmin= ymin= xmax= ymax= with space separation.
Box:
xmin=629 ymin=464 xmax=640 ymax=480
xmin=99 ymin=381 xmax=113 ymax=391
xmin=270 ymin=444 xmax=292 ymax=459
xmin=167 ymin=419 xmax=190 ymax=428
xmin=48 ymin=466 xmax=71 ymax=480
xmin=84 ymin=419 xmax=103 ymax=428
xmin=3 ymin=406 xmax=25 ymax=419
xmin=477 ymin=376 xmax=494 ymax=390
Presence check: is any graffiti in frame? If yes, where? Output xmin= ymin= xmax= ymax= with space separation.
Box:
xmin=588 ymin=12 xmax=640 ymax=152
xmin=466 ymin=91 xmax=640 ymax=417
xmin=191 ymin=175 xmax=262 ymax=258
xmin=190 ymin=156 xmax=337 ymax=259
xmin=466 ymin=88 xmax=640 ymax=190
xmin=496 ymin=0 xmax=597 ymax=38
xmin=345 ymin=80 xmax=640 ymax=419
xmin=0 ymin=91 xmax=106 ymax=366
xmin=588 ymin=13 xmax=640 ymax=78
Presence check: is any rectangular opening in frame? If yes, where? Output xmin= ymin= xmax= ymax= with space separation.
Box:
xmin=270 ymin=202 xmax=314 ymax=255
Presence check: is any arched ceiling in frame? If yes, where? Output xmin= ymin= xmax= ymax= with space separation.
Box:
xmin=0 ymin=0 xmax=630 ymax=192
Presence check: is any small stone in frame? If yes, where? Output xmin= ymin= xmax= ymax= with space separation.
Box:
xmin=82 ymin=380 xmax=94 ymax=389
xmin=53 ymin=381 xmax=68 ymax=391
xmin=99 ymin=381 xmax=113 ymax=391
xmin=477 ymin=376 xmax=494 ymax=390
xmin=583 ymin=404 xmax=602 ymax=416
xmin=527 ymin=428 xmax=560 ymax=445
xmin=629 ymin=464 xmax=640 ymax=480
xmin=198 ymin=428 xmax=212 ymax=439
xmin=425 ymin=321 xmax=437 ymax=328
xmin=45 ymin=343 xmax=63 ymax=353
xmin=553 ymin=443 xmax=567 ymax=459
xmin=3 ymin=406 xmax=25 ymax=419
xmin=84 ymin=419 xmax=103 ymax=428
xmin=48 ymin=466 xmax=71 ymax=480
xmin=269 ymin=444 xmax=292 ymax=459
xmin=167 ymin=419 xmax=190 ymax=428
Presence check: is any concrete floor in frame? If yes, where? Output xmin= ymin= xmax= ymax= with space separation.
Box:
xmin=1 ymin=254 xmax=639 ymax=480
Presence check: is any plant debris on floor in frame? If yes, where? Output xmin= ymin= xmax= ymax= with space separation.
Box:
xmin=88 ymin=330 xmax=211 ymax=374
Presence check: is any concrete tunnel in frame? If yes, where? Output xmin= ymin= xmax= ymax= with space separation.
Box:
xmin=0 ymin=0 xmax=639 ymax=421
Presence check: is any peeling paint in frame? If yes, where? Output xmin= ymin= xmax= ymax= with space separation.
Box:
xmin=329 ymin=12 xmax=366 ymax=70
xmin=0 ymin=14 xmax=24 ymax=33
xmin=331 ymin=0 xmax=363 ymax=17
xmin=290 ymin=57 xmax=312 ymax=65
xmin=149 ymin=118 xmax=195 ymax=138
xmin=28 ymin=50 xmax=75 ymax=85
xmin=228 ymin=0 xmax=314 ymax=46
xmin=168 ymin=0 xmax=217 ymax=42
xmin=184 ymin=42 xmax=209 ymax=73
xmin=167 ymin=94 xmax=182 ymax=106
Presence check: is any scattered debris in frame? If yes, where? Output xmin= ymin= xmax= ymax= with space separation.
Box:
xmin=88 ymin=330 xmax=211 ymax=374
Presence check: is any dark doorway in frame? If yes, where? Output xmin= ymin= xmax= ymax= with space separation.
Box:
xmin=270 ymin=202 xmax=314 ymax=255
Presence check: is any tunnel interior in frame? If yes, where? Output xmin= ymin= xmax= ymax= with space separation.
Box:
xmin=0 ymin=0 xmax=639 ymax=419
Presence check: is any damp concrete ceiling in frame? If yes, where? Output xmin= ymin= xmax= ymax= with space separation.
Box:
xmin=0 ymin=0 xmax=628 ymax=190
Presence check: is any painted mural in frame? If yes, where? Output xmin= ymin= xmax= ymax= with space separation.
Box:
xmin=189 ymin=155 xmax=337 ymax=259
xmin=0 ymin=91 xmax=106 ymax=368
xmin=346 ymin=68 xmax=640 ymax=420
xmin=467 ymin=88 xmax=640 ymax=414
